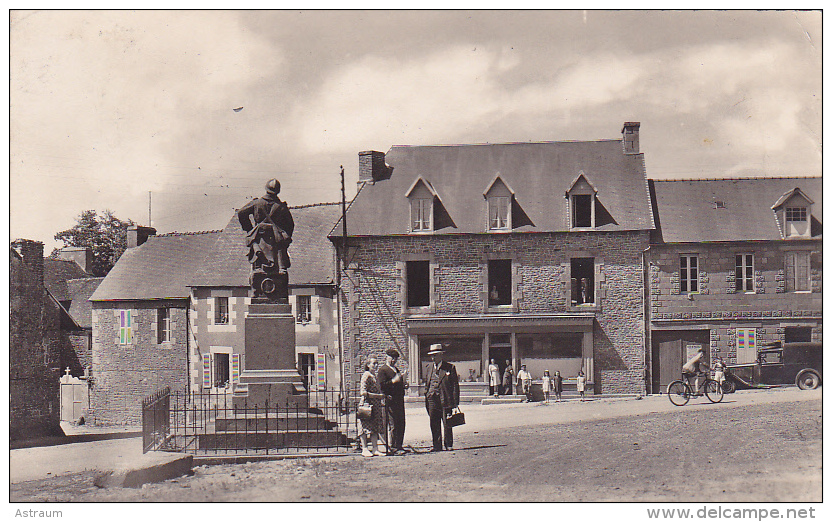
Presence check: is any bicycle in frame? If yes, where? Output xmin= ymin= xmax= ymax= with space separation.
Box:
xmin=666 ymin=373 xmax=724 ymax=406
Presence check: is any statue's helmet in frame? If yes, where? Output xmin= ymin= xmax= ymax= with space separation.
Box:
xmin=265 ymin=179 xmax=281 ymax=195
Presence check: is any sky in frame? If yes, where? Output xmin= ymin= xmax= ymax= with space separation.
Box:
xmin=9 ymin=10 xmax=822 ymax=254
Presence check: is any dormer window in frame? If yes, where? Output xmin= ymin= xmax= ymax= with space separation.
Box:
xmin=567 ymin=172 xmax=598 ymax=229
xmin=411 ymin=198 xmax=433 ymax=231
xmin=489 ymin=196 xmax=510 ymax=230
xmin=772 ymin=188 xmax=814 ymax=239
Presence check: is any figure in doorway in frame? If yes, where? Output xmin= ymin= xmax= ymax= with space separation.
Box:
xmin=502 ymin=362 xmax=514 ymax=396
xmin=488 ymin=359 xmax=501 ymax=396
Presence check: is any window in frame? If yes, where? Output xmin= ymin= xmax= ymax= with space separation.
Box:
xmin=214 ymin=297 xmax=229 ymax=324
xmin=572 ymin=194 xmax=593 ymax=228
xmin=298 ymin=353 xmax=315 ymax=391
xmin=736 ymin=328 xmax=757 ymax=364
xmin=296 ymin=295 xmax=312 ymax=323
xmin=213 ymin=353 xmax=230 ymax=388
xmin=488 ymin=196 xmax=510 ymax=230
xmin=406 ymin=261 xmax=430 ymax=308
xmin=785 ymin=251 xmax=810 ymax=292
xmin=680 ymin=255 xmax=699 ymax=293
xmin=118 ymin=310 xmax=133 ymax=345
xmin=785 ymin=326 xmax=812 ymax=343
xmin=411 ymin=198 xmax=432 ymax=231
xmin=735 ymin=254 xmax=755 ymax=292
xmin=786 ymin=207 xmax=807 ymax=222
xmin=157 ymin=308 xmax=171 ymax=343
xmin=571 ymin=258 xmax=595 ymax=305
xmin=759 ymin=350 xmax=782 ymax=365
xmin=488 ymin=259 xmax=512 ymax=306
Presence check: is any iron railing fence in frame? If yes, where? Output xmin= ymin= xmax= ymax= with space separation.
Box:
xmin=142 ymin=386 xmax=171 ymax=453
xmin=142 ymin=388 xmax=391 ymax=456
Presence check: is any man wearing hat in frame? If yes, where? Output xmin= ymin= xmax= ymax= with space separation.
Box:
xmin=424 ymin=343 xmax=460 ymax=451
xmin=378 ymin=348 xmax=408 ymax=454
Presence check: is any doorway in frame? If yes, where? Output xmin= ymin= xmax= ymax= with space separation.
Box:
xmin=651 ymin=330 xmax=710 ymax=393
xmin=489 ymin=333 xmax=512 ymax=384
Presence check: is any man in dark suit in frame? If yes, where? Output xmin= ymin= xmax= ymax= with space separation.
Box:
xmin=424 ymin=343 xmax=460 ymax=451
xmin=378 ymin=348 xmax=408 ymax=455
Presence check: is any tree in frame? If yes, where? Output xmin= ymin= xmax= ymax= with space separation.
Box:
xmin=53 ymin=210 xmax=135 ymax=276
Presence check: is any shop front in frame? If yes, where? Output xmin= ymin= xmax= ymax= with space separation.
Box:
xmin=405 ymin=313 xmax=596 ymax=396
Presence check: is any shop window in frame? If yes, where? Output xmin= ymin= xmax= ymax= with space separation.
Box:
xmin=406 ymin=260 xmax=430 ymax=308
xmin=735 ymin=254 xmax=755 ymax=292
xmin=488 ymin=259 xmax=512 ymax=306
xmin=517 ymin=333 xmax=583 ymax=380
xmin=296 ymin=295 xmax=312 ymax=323
xmin=570 ymin=258 xmax=594 ymax=305
xmin=157 ymin=307 xmax=171 ymax=343
xmin=214 ymin=296 xmax=229 ymax=324
xmin=785 ymin=326 xmax=812 ymax=343
xmin=419 ymin=336 xmax=483 ymax=384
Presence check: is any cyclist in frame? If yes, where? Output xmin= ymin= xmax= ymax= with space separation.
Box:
xmin=682 ymin=347 xmax=710 ymax=395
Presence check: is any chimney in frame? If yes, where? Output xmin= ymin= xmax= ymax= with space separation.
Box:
xmin=358 ymin=151 xmax=393 ymax=183
xmin=127 ymin=225 xmax=157 ymax=248
xmin=11 ymin=239 xmax=44 ymax=288
xmin=57 ymin=246 xmax=93 ymax=274
xmin=622 ymin=122 xmax=640 ymax=154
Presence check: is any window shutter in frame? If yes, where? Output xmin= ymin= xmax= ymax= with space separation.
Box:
xmin=231 ymin=353 xmax=240 ymax=384
xmin=202 ymin=353 xmax=212 ymax=389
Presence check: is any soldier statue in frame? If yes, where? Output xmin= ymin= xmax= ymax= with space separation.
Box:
xmin=237 ymin=179 xmax=294 ymax=302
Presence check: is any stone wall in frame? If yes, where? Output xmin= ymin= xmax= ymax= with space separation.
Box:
xmin=9 ymin=251 xmax=63 ymax=439
xmin=342 ymin=231 xmax=650 ymax=394
xmin=90 ymin=300 xmax=189 ymax=425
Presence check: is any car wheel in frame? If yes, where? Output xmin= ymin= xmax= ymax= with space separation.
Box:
xmin=796 ymin=370 xmax=821 ymax=390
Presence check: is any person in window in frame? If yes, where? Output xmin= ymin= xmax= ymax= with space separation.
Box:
xmin=682 ymin=347 xmax=710 ymax=396
xmin=377 ymin=348 xmax=408 ymax=455
xmin=359 ymin=358 xmax=385 ymax=457
xmin=502 ymin=362 xmax=514 ymax=395
xmin=424 ymin=344 xmax=460 ymax=452
xmin=517 ymin=365 xmax=533 ymax=402
xmin=580 ymin=278 xmax=590 ymax=304
xmin=488 ymin=359 xmax=501 ymax=396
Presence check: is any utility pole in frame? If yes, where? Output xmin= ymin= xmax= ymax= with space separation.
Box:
xmin=336 ymin=166 xmax=347 ymax=400
xmin=148 ymin=191 xmax=152 ymax=226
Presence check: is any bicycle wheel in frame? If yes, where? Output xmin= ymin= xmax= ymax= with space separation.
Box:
xmin=667 ymin=380 xmax=690 ymax=406
xmin=704 ymin=379 xmax=724 ymax=403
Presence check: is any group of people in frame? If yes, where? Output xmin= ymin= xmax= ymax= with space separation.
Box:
xmin=358 ymin=346 xmax=595 ymax=456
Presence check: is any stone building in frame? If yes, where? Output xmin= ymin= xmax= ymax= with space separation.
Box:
xmin=647 ymin=177 xmax=822 ymax=392
xmin=10 ymin=239 xmax=90 ymax=439
xmin=88 ymin=205 xmax=341 ymax=425
xmin=332 ymin=122 xmax=655 ymax=396
xmin=188 ymin=203 xmax=341 ymax=397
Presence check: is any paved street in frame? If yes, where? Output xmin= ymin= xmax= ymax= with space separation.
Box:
xmin=10 ymin=387 xmax=821 ymax=503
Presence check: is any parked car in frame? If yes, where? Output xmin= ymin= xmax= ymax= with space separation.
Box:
xmin=725 ymin=342 xmax=822 ymax=391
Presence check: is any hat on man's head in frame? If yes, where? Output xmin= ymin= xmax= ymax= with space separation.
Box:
xmin=265 ymin=178 xmax=281 ymax=195
xmin=385 ymin=348 xmax=400 ymax=359
xmin=427 ymin=343 xmax=445 ymax=355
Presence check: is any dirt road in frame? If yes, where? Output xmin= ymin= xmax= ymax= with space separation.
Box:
xmin=10 ymin=390 xmax=821 ymax=502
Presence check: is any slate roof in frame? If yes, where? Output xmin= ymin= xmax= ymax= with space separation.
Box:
xmin=90 ymin=231 xmax=222 ymax=301
xmin=189 ymin=203 xmax=340 ymax=288
xmin=44 ymin=258 xmax=92 ymax=302
xmin=66 ymin=277 xmax=105 ymax=327
xmin=335 ymin=139 xmax=654 ymax=236
xmin=651 ymin=177 xmax=822 ymax=243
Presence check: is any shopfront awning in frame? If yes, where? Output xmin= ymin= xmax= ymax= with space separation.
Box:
xmin=406 ymin=313 xmax=596 ymax=334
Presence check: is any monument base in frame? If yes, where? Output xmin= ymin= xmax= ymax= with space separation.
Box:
xmin=232 ymin=299 xmax=307 ymax=410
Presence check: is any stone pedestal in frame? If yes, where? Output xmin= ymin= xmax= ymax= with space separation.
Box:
xmin=233 ymin=299 xmax=306 ymax=409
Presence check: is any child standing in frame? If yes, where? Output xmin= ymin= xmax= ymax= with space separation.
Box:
xmin=576 ymin=370 xmax=587 ymax=402
xmin=542 ymin=370 xmax=552 ymax=403
xmin=553 ymin=370 xmax=563 ymax=402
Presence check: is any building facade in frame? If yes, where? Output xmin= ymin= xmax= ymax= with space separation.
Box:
xmin=647 ymin=178 xmax=822 ymax=392
xmin=334 ymin=123 xmax=655 ymax=396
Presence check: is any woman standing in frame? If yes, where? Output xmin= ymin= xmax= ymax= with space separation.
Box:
xmin=502 ymin=362 xmax=514 ymax=396
xmin=359 ymin=357 xmax=386 ymax=457
xmin=488 ymin=359 xmax=501 ymax=396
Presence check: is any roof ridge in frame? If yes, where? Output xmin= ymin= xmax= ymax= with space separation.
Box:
xmin=153 ymin=230 xmax=223 ymax=237
xmin=390 ymin=138 xmax=623 ymax=149
xmin=652 ymin=176 xmax=822 ymax=183
xmin=290 ymin=201 xmax=341 ymax=209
